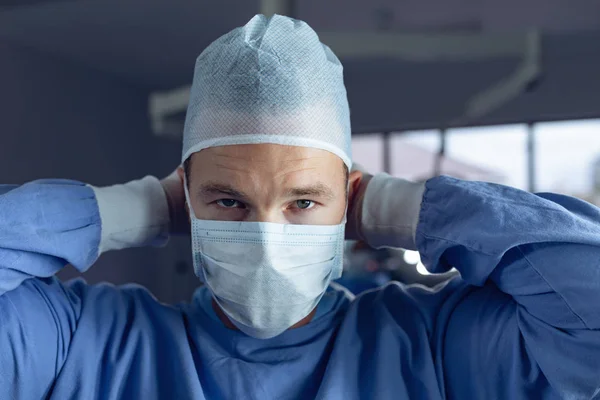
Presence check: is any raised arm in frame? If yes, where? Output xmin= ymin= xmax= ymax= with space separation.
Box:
xmin=0 ymin=177 xmax=170 ymax=399
xmin=360 ymin=174 xmax=600 ymax=399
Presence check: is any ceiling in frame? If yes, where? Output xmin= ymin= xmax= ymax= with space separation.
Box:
xmin=1 ymin=0 xmax=599 ymax=131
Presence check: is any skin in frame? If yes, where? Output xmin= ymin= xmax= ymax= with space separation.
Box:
xmin=179 ymin=143 xmax=362 ymax=331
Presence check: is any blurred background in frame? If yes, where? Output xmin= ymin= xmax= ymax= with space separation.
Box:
xmin=1 ymin=0 xmax=599 ymax=302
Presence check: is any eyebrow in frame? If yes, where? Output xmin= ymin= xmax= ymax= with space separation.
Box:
xmin=197 ymin=182 xmax=336 ymax=201
xmin=284 ymin=183 xmax=336 ymax=200
xmin=198 ymin=182 xmax=250 ymax=201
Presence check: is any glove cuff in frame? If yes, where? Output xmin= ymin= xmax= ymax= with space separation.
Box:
xmin=90 ymin=176 xmax=170 ymax=254
xmin=361 ymin=173 xmax=425 ymax=250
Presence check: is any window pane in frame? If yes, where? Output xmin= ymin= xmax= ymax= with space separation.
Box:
xmin=534 ymin=119 xmax=600 ymax=203
xmin=351 ymin=133 xmax=384 ymax=174
xmin=446 ymin=124 xmax=528 ymax=190
xmin=390 ymin=130 xmax=442 ymax=181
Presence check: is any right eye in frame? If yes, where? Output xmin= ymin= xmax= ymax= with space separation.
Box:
xmin=216 ymin=199 xmax=243 ymax=209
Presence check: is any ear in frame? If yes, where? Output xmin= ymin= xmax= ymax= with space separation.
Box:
xmin=176 ymin=166 xmax=185 ymax=181
xmin=176 ymin=166 xmax=191 ymax=221
xmin=347 ymin=169 xmax=363 ymax=207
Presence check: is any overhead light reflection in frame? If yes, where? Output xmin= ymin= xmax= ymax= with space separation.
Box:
xmin=416 ymin=262 xmax=431 ymax=276
xmin=403 ymin=250 xmax=420 ymax=265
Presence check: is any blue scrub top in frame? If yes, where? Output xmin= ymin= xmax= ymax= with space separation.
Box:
xmin=1 ymin=177 xmax=599 ymax=399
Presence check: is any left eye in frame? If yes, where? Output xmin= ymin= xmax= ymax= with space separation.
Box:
xmin=296 ymin=200 xmax=314 ymax=209
xmin=217 ymin=199 xmax=242 ymax=208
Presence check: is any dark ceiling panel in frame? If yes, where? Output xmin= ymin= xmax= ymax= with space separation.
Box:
xmin=0 ymin=0 xmax=260 ymax=89
xmin=0 ymin=0 xmax=599 ymax=129
xmin=297 ymin=0 xmax=600 ymax=33
xmin=0 ymin=0 xmax=77 ymax=10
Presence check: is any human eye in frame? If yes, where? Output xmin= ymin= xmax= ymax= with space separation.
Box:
xmin=216 ymin=199 xmax=244 ymax=209
xmin=295 ymin=199 xmax=315 ymax=210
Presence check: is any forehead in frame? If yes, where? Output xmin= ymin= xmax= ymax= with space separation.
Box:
xmin=188 ymin=143 xmax=346 ymax=184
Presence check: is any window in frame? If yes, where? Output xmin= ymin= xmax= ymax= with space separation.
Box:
xmin=351 ymin=133 xmax=385 ymax=174
xmin=351 ymin=120 xmax=600 ymax=201
xmin=446 ymin=124 xmax=528 ymax=189
xmin=390 ymin=130 xmax=443 ymax=181
xmin=534 ymin=119 xmax=600 ymax=203
xmin=352 ymin=130 xmax=445 ymax=179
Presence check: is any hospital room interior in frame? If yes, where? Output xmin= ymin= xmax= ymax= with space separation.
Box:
xmin=1 ymin=1 xmax=600 ymax=398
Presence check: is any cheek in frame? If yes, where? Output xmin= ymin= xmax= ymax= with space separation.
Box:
xmin=331 ymin=198 xmax=349 ymax=224
xmin=192 ymin=205 xmax=212 ymax=220
xmin=191 ymin=200 xmax=248 ymax=222
xmin=193 ymin=206 xmax=231 ymax=221
xmin=297 ymin=200 xmax=347 ymax=226
xmin=188 ymin=200 xmax=215 ymax=220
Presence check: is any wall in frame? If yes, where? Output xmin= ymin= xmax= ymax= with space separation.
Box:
xmin=0 ymin=42 xmax=196 ymax=303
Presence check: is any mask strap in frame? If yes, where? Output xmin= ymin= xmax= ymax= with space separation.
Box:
xmin=341 ymin=171 xmax=351 ymax=225
xmin=182 ymin=172 xmax=199 ymax=220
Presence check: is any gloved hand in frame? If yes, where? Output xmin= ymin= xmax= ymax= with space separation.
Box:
xmin=159 ymin=166 xmax=191 ymax=235
xmin=345 ymin=163 xmax=373 ymax=241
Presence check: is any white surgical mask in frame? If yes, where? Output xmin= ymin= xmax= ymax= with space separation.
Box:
xmin=184 ymin=183 xmax=346 ymax=339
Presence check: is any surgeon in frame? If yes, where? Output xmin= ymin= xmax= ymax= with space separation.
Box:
xmin=1 ymin=14 xmax=599 ymax=400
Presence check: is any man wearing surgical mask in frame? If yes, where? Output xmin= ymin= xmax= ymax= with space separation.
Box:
xmin=1 ymin=14 xmax=599 ymax=400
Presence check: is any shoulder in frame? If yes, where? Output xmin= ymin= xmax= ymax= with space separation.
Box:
xmin=66 ymin=279 xmax=186 ymax=335
xmin=346 ymin=276 xmax=470 ymax=335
